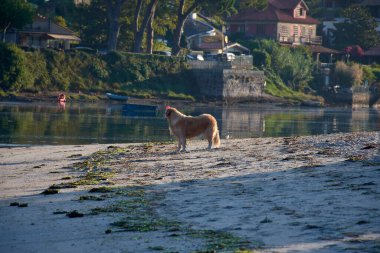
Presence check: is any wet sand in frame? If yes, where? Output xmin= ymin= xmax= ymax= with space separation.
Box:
xmin=0 ymin=132 xmax=379 ymax=253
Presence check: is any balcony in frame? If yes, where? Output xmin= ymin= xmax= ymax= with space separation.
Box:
xmin=278 ymin=34 xmax=322 ymax=45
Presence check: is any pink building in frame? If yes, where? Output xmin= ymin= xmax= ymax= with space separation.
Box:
xmin=226 ymin=0 xmax=321 ymax=45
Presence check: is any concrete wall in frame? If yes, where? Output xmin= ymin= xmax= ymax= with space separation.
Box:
xmin=352 ymin=88 xmax=370 ymax=109
xmin=189 ymin=61 xmax=265 ymax=101
xmin=222 ymin=69 xmax=265 ymax=101
xmin=323 ymin=86 xmax=371 ymax=108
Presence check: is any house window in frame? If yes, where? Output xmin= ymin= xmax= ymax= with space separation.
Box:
xmin=238 ymin=25 xmax=245 ymax=33
xmin=257 ymin=24 xmax=265 ymax=36
xmin=308 ymin=26 xmax=313 ymax=36
xmin=299 ymin=8 xmax=304 ymax=16
xmin=293 ymin=25 xmax=299 ymax=36
xmin=280 ymin=25 xmax=289 ymax=35
xmin=301 ymin=26 xmax=306 ymax=36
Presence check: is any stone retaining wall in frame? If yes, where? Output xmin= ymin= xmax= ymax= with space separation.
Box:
xmin=189 ymin=61 xmax=265 ymax=101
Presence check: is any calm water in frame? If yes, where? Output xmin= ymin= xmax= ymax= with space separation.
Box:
xmin=0 ymin=101 xmax=379 ymax=145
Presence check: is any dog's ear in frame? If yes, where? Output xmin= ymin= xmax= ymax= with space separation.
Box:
xmin=165 ymin=108 xmax=172 ymax=117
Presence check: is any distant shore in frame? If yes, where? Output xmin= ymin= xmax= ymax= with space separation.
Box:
xmin=0 ymin=91 xmax=294 ymax=107
xmin=1 ymin=132 xmax=379 ymax=252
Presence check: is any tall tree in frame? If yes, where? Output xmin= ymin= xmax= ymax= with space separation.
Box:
xmin=172 ymin=0 xmax=203 ymax=56
xmin=333 ymin=5 xmax=380 ymax=50
xmin=171 ymin=0 xmax=236 ymax=56
xmin=106 ymin=0 xmax=127 ymax=51
xmin=132 ymin=0 xmax=159 ymax=53
xmin=71 ymin=0 xmax=108 ymax=48
xmin=146 ymin=12 xmax=155 ymax=53
xmin=236 ymin=0 xmax=267 ymax=10
xmin=0 ymin=0 xmax=35 ymax=42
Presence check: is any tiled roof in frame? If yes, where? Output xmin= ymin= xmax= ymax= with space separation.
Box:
xmin=360 ymin=0 xmax=380 ymax=6
xmin=307 ymin=45 xmax=342 ymax=54
xmin=364 ymin=46 xmax=380 ymax=56
xmin=227 ymin=4 xmax=320 ymax=24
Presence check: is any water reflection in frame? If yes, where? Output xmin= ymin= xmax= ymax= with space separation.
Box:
xmin=0 ymin=102 xmax=379 ymax=145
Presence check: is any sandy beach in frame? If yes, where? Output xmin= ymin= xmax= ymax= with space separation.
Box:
xmin=0 ymin=131 xmax=379 ymax=253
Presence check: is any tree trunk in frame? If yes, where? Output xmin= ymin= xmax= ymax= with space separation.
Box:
xmin=146 ymin=13 xmax=155 ymax=54
xmin=171 ymin=0 xmax=200 ymax=56
xmin=106 ymin=0 xmax=125 ymax=52
xmin=132 ymin=0 xmax=143 ymax=35
xmin=2 ymin=23 xmax=10 ymax=43
xmin=172 ymin=16 xmax=184 ymax=56
xmin=133 ymin=0 xmax=159 ymax=53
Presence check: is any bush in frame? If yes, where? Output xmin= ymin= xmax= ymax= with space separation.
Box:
xmin=271 ymin=46 xmax=314 ymax=91
xmin=363 ymin=64 xmax=380 ymax=86
xmin=251 ymin=49 xmax=271 ymax=68
xmin=332 ymin=61 xmax=363 ymax=88
xmin=0 ymin=44 xmax=197 ymax=98
xmin=0 ymin=42 xmax=29 ymax=91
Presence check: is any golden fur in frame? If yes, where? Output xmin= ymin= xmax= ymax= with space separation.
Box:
xmin=165 ymin=107 xmax=220 ymax=151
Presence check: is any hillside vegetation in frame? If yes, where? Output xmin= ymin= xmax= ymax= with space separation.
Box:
xmin=0 ymin=42 xmax=197 ymax=101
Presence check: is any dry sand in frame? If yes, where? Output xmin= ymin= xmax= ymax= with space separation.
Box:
xmin=0 ymin=132 xmax=379 ymax=253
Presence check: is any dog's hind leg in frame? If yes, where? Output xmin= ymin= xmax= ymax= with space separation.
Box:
xmin=177 ymin=140 xmax=182 ymax=152
xmin=207 ymin=139 xmax=212 ymax=150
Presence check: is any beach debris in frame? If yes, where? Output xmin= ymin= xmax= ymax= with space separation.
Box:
xmin=78 ymin=195 xmax=105 ymax=201
xmin=66 ymin=210 xmax=84 ymax=218
xmin=9 ymin=202 xmax=28 ymax=207
xmin=33 ymin=164 xmax=45 ymax=168
xmin=346 ymin=155 xmax=366 ymax=162
xmin=361 ymin=144 xmax=378 ymax=150
xmin=41 ymin=189 xmax=59 ymax=195
xmin=67 ymin=154 xmax=83 ymax=158
xmin=49 ymin=183 xmax=77 ymax=189
xmin=260 ymin=217 xmax=272 ymax=223
xmin=89 ymin=186 xmax=114 ymax=193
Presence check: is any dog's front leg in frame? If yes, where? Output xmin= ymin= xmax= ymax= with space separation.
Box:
xmin=177 ymin=139 xmax=182 ymax=152
xmin=181 ymin=138 xmax=188 ymax=152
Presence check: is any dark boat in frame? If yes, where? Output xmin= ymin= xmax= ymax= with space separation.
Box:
xmin=122 ymin=103 xmax=158 ymax=117
xmin=106 ymin=92 xmax=129 ymax=101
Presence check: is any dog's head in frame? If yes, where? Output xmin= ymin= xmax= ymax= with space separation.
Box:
xmin=165 ymin=106 xmax=173 ymax=118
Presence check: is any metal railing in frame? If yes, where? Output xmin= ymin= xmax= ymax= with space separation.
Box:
xmin=188 ymin=55 xmax=253 ymax=70
xmin=278 ymin=34 xmax=322 ymax=45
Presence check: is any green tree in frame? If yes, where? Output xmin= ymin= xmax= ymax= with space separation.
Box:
xmin=0 ymin=42 xmax=28 ymax=91
xmin=333 ymin=5 xmax=380 ymax=50
xmin=0 ymin=0 xmax=35 ymax=42
xmin=171 ymin=0 xmax=236 ymax=56
xmin=132 ymin=0 xmax=159 ymax=53
xmin=71 ymin=0 xmax=108 ymax=49
xmin=236 ymin=0 xmax=267 ymax=10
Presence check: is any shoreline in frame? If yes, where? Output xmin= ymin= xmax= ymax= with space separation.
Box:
xmin=0 ymin=132 xmax=379 ymax=252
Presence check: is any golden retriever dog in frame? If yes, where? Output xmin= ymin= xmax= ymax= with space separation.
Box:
xmin=165 ymin=106 xmax=220 ymax=152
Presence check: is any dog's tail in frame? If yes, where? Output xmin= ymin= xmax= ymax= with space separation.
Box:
xmin=213 ymin=129 xmax=221 ymax=148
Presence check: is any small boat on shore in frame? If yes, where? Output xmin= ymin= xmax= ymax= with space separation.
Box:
xmin=106 ymin=93 xmax=129 ymax=101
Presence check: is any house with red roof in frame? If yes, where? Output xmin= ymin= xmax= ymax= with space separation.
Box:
xmin=226 ymin=0 xmax=321 ymax=45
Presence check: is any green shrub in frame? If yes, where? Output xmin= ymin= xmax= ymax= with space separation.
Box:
xmin=0 ymin=42 xmax=29 ymax=91
xmin=363 ymin=64 xmax=380 ymax=86
xmin=252 ymin=49 xmax=271 ymax=68
xmin=333 ymin=61 xmax=363 ymax=88
xmin=23 ymin=51 xmax=50 ymax=91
